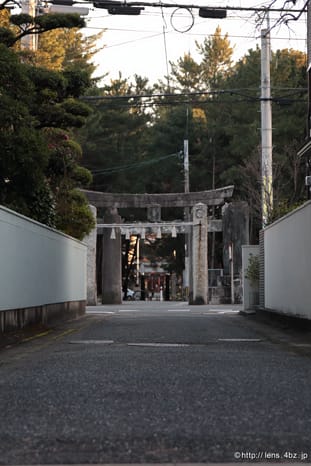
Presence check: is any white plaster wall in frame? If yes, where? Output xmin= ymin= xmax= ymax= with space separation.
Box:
xmin=264 ymin=201 xmax=311 ymax=318
xmin=0 ymin=206 xmax=87 ymax=311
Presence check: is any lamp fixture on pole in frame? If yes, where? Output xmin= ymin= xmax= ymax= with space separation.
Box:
xmin=93 ymin=0 xmax=144 ymax=14
xmin=198 ymin=7 xmax=227 ymax=19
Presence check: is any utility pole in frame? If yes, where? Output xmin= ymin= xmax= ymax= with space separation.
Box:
xmin=183 ymin=107 xmax=190 ymax=297
xmin=210 ymin=134 xmax=216 ymax=270
xmin=21 ymin=0 xmax=38 ymax=51
xmin=229 ymin=242 xmax=234 ymax=304
xmin=184 ymin=137 xmax=189 ymax=193
xmin=184 ymin=108 xmax=190 ymax=194
xmin=260 ymin=21 xmax=273 ymax=227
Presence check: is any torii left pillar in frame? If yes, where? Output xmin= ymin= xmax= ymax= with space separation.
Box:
xmin=85 ymin=205 xmax=97 ymax=305
xmin=189 ymin=203 xmax=208 ymax=304
xmin=102 ymin=208 xmax=122 ymax=304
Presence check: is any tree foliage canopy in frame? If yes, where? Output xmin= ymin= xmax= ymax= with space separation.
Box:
xmin=0 ymin=8 xmax=307 ymax=244
xmin=0 ymin=7 xmax=96 ymax=239
xmin=78 ymin=26 xmax=307 ymax=241
xmin=1 ymin=12 xmax=85 ymax=46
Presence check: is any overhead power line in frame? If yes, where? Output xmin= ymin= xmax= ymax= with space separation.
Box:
xmin=84 ymin=1 xmax=305 ymax=14
xmin=81 ymin=87 xmax=308 ymax=103
xmin=82 ymin=98 xmax=307 ymax=109
xmin=91 ymin=151 xmax=180 ymax=175
xmin=85 ymin=26 xmax=306 ymax=43
xmin=82 ymin=0 xmax=307 ymax=32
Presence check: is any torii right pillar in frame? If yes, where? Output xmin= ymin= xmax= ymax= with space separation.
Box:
xmin=189 ymin=203 xmax=208 ymax=305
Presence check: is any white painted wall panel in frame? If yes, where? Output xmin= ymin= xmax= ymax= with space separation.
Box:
xmin=0 ymin=206 xmax=87 ymax=311
xmin=264 ymin=201 xmax=311 ymax=319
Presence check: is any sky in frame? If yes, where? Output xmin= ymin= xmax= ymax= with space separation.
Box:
xmin=80 ymin=0 xmax=307 ymax=85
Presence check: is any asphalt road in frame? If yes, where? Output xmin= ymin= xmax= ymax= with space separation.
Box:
xmin=1 ymin=301 xmax=311 ymax=464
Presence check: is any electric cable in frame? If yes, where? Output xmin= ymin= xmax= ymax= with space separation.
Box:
xmin=90 ymin=151 xmax=180 ymax=176
xmin=170 ymin=7 xmax=194 ymax=33
xmin=82 ymin=87 xmax=308 ymax=102
xmin=160 ymin=2 xmax=171 ymax=91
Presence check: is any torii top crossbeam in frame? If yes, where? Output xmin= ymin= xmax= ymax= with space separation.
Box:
xmin=82 ymin=186 xmax=234 ymax=208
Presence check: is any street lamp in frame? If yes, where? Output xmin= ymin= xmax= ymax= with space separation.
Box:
xmin=42 ymin=0 xmax=90 ymax=14
xmin=93 ymin=0 xmax=144 ymax=14
xmin=92 ymin=2 xmax=227 ymax=18
xmin=198 ymin=8 xmax=227 ymax=19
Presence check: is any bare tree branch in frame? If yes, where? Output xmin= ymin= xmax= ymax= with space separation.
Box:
xmin=0 ymin=0 xmax=20 ymax=10
xmin=253 ymin=0 xmax=308 ymax=32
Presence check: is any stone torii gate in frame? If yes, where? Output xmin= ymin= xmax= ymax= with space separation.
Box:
xmin=83 ymin=186 xmax=234 ymax=305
